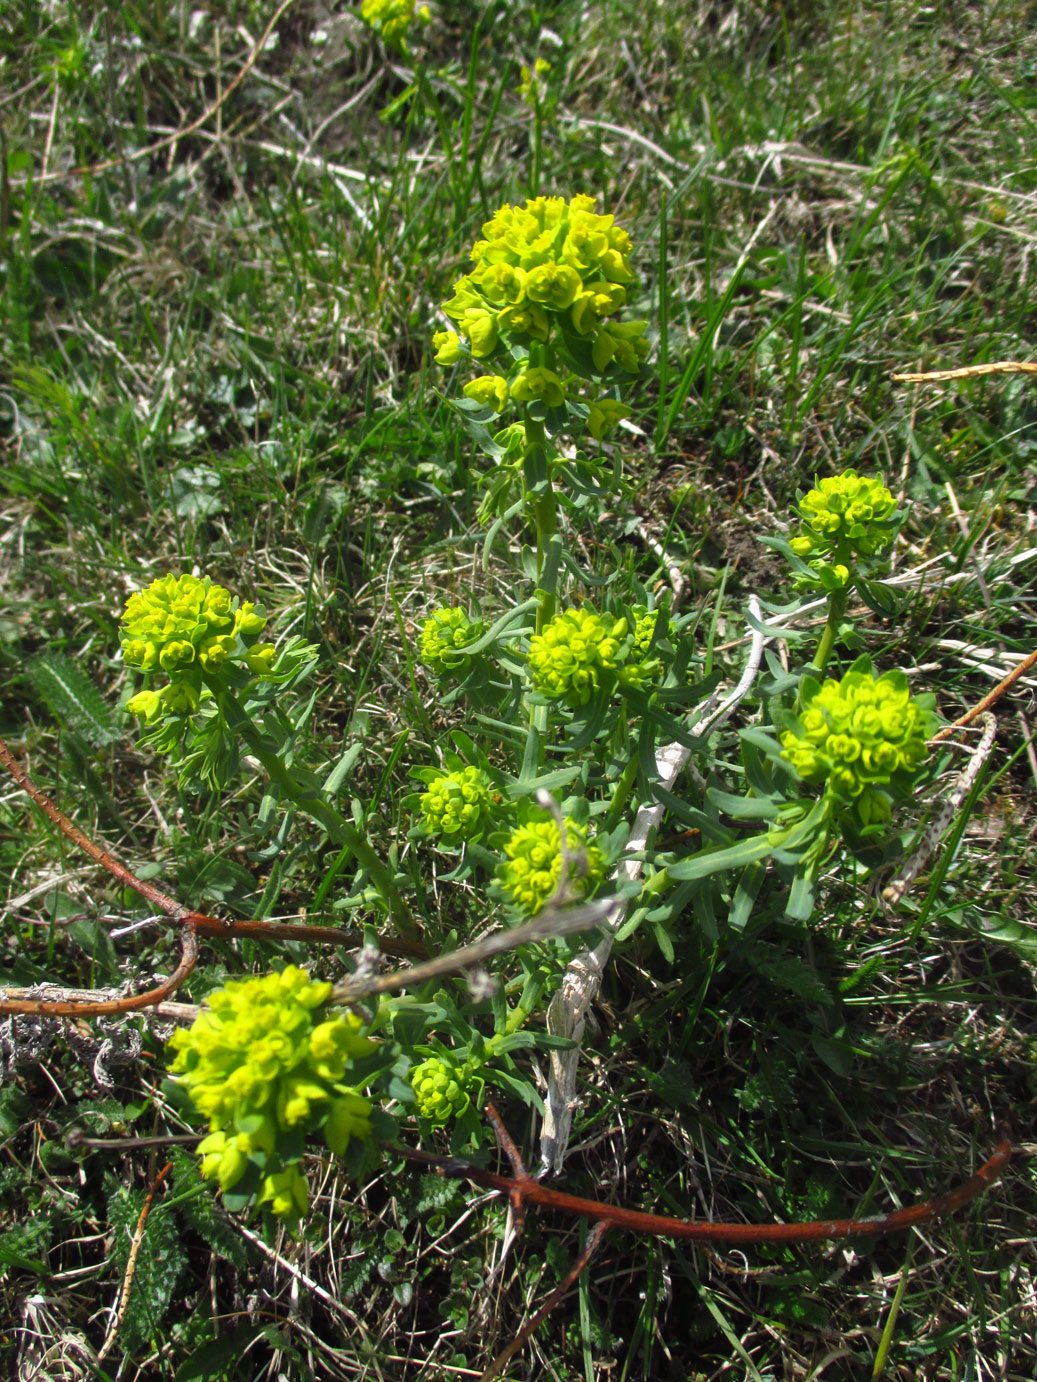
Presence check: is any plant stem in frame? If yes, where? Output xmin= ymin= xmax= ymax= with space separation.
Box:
xmin=524 ymin=414 xmax=557 ymax=635
xmin=811 ymin=588 xmax=848 ymax=673
xmin=603 ymin=750 xmax=640 ymax=834
xmin=208 ymin=680 xmax=419 ymax=941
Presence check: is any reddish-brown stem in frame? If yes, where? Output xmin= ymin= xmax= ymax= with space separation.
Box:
xmin=0 ymin=735 xmax=427 ymax=1018
xmin=393 ymin=1136 xmax=1012 ymax=1247
xmin=0 ymin=735 xmax=205 ymax=926
xmin=1 ymin=926 xmax=200 ymax=1017
xmin=480 ymin=1220 xmax=609 ymax=1382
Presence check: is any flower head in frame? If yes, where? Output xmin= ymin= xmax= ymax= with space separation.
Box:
xmin=419 ymin=605 xmax=484 ymax=674
xmin=510 ymin=366 xmax=567 ymax=407
xmin=789 ymin=471 xmax=900 ymax=573
xmin=498 ymin=813 xmax=605 ymax=917
xmin=780 ymin=664 xmax=933 ymax=808
xmin=419 ymin=765 xmax=497 ymax=841
xmin=463 ymin=375 xmax=510 ymax=413
xmin=441 ymin=195 xmax=646 ymax=360
xmin=587 ymin=397 xmax=631 ymax=440
xmin=409 ymin=1056 xmax=473 ymax=1123
xmin=361 ymin=0 xmax=430 ymax=48
xmin=168 ymin=966 xmax=377 ymax=1225
xmin=525 ymin=603 xmax=668 ymax=706
xmin=120 ymin=574 xmax=268 ymax=678
xmin=517 ymin=57 xmax=550 ymax=105
xmin=527 ymin=606 xmax=625 ymax=705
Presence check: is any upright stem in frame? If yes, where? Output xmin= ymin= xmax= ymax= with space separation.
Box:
xmin=602 ymin=750 xmax=640 ymax=835
xmin=519 ymin=412 xmax=558 ymax=783
xmin=209 ymin=681 xmax=419 ymax=941
xmin=811 ymin=587 xmax=848 ymax=673
xmin=524 ymin=414 xmax=557 ymax=635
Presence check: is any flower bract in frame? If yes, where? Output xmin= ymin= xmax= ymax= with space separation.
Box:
xmin=789 ymin=471 xmax=900 ymax=571
xmin=120 ymin=573 xmax=267 ymax=679
xmin=419 ymin=765 xmax=497 ymax=841
xmin=441 ymin=195 xmax=648 ymax=366
xmin=409 ymin=1056 xmax=473 ymax=1123
xmin=526 ymin=604 xmax=665 ymax=707
xmin=168 ymin=965 xmax=377 ymax=1226
xmin=420 ymin=605 xmax=484 ymax=674
xmin=780 ymin=664 xmax=933 ymax=807
xmin=361 ymin=0 xmax=429 ymax=47
xmin=498 ymin=813 xmax=605 ymax=917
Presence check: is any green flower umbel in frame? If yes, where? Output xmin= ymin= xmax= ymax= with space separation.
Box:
xmin=781 ymin=661 xmax=935 ymax=824
xmin=441 ymin=194 xmax=648 ymax=366
xmin=789 ymin=471 xmax=900 ymax=587
xmin=419 ymin=766 xmax=497 ymax=842
xmin=168 ymin=966 xmax=376 ymax=1228
xmin=121 ymin=573 xmax=267 ymax=676
xmin=527 ymin=606 xmax=626 ymax=705
xmin=409 ymin=1056 xmax=473 ymax=1124
xmin=419 ymin=606 xmax=484 ymax=675
xmin=360 ymin=0 xmax=430 ymax=47
xmin=498 ymin=813 xmax=605 ymax=917
xmin=527 ymin=604 xmax=664 ymax=707
xmin=121 ymin=573 xmax=273 ymax=727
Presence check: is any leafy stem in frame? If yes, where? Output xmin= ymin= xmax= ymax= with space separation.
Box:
xmin=206 ymin=678 xmax=419 ymax=941
xmin=812 ymin=586 xmax=849 ymax=673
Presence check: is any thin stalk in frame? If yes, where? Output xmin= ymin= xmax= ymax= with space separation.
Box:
xmin=603 ymin=750 xmax=640 ymax=834
xmin=811 ymin=587 xmax=848 ymax=673
xmin=209 ymin=682 xmax=419 ymax=941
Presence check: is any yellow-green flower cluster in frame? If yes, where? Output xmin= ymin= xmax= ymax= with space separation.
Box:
xmin=498 ymin=815 xmax=605 ymax=917
xmin=527 ymin=604 xmax=662 ymax=706
xmin=528 ymin=606 xmax=625 ymax=705
xmin=780 ymin=668 xmax=930 ymax=813
xmin=360 ymin=0 xmax=430 ymax=47
xmin=789 ymin=472 xmax=899 ymax=582
xmin=439 ymin=194 xmax=648 ymax=369
xmin=409 ymin=1056 xmax=473 ymax=1123
xmin=420 ymin=605 xmax=484 ymax=674
xmin=121 ymin=574 xmax=267 ymax=676
xmin=517 ymin=57 xmax=550 ymax=106
xmin=168 ymin=966 xmax=376 ymax=1228
xmin=419 ymin=766 xmax=496 ymax=841
xmin=631 ymin=605 xmax=663 ymax=660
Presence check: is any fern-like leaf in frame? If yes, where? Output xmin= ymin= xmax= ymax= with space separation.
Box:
xmin=25 ymin=651 xmax=120 ymax=747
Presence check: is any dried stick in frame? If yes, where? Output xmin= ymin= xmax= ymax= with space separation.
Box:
xmin=328 ymin=897 xmax=613 ymax=1005
xmin=0 ymin=734 xmax=425 ymax=1019
xmin=930 ymin=648 xmax=1037 ymax=742
xmin=0 ymin=735 xmax=215 ymax=930
xmin=540 ymin=597 xmax=767 ymax=1174
xmin=0 ymin=925 xmax=199 ymax=1018
xmin=884 ymin=712 xmax=998 ymax=907
xmin=97 ymin=1160 xmax=173 ymax=1363
xmin=892 ymin=361 xmax=1037 ymax=383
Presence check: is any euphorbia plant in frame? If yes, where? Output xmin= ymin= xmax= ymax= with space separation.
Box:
xmin=0 ymin=196 xmax=1007 ymax=1274
xmin=139 ymin=197 xmax=953 ymax=1221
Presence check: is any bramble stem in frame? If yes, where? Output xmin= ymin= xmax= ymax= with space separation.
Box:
xmin=395 ymin=1110 xmax=1013 ymax=1247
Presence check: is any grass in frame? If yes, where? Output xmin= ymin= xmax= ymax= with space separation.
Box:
xmin=1 ymin=0 xmax=1036 ymax=1378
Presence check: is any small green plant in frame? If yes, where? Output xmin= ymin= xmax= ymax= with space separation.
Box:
xmin=2 ymin=8 xmax=1031 ymax=1376
xmin=97 ymin=196 xmax=954 ymax=1233
xmin=360 ymin=0 xmax=431 ymax=50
